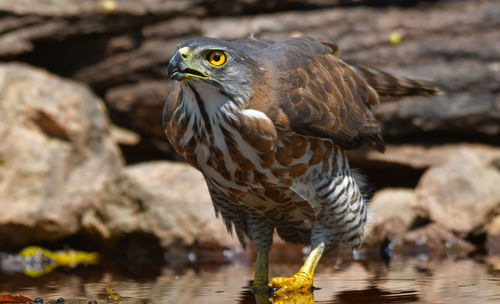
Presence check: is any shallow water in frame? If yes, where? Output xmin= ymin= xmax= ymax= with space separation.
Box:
xmin=1 ymin=256 xmax=500 ymax=304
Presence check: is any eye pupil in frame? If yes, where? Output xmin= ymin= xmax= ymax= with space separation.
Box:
xmin=207 ymin=51 xmax=226 ymax=66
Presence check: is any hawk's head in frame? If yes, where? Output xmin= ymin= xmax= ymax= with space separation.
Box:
xmin=168 ymin=37 xmax=258 ymax=102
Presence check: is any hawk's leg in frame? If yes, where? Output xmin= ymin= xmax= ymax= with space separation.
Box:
xmin=247 ymin=215 xmax=274 ymax=292
xmin=253 ymin=250 xmax=269 ymax=288
xmin=268 ymin=242 xmax=324 ymax=295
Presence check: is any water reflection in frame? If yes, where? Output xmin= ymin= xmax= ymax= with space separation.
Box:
xmin=242 ymin=290 xmax=316 ymax=304
xmin=1 ymin=256 xmax=499 ymax=303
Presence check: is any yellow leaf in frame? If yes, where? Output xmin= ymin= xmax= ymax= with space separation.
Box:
xmin=389 ymin=31 xmax=402 ymax=45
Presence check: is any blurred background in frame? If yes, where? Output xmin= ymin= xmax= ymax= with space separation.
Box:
xmin=0 ymin=0 xmax=499 ymax=303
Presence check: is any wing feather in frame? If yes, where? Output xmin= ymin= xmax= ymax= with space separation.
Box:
xmin=351 ymin=64 xmax=441 ymax=102
xmin=248 ymin=37 xmax=385 ymax=152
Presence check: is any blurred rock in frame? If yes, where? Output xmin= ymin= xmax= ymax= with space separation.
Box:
xmin=105 ymin=80 xmax=171 ymax=139
xmin=411 ymin=149 xmax=500 ymax=237
xmin=370 ymin=188 xmax=417 ymax=228
xmin=109 ymin=125 xmax=140 ymax=146
xmin=486 ymin=255 xmax=500 ymax=270
xmin=0 ymin=0 xmax=497 ymax=165
xmin=363 ymin=188 xmax=416 ymax=249
xmin=104 ymin=81 xmax=181 ymax=162
xmin=388 ymin=223 xmax=476 ymax=256
xmin=486 ymin=215 xmax=500 ymax=255
xmin=348 ymin=143 xmax=500 ymax=170
xmin=375 ymin=93 xmax=500 ymax=138
xmin=128 ymin=0 xmax=500 ymax=144
xmin=82 ymin=161 xmax=241 ymax=250
xmin=0 ymin=63 xmax=123 ymax=249
xmin=0 ymin=0 xmax=330 ymax=58
xmin=202 ymin=0 xmax=500 ymax=139
xmin=348 ymin=143 xmax=500 ymax=190
xmin=73 ymin=39 xmax=177 ymax=92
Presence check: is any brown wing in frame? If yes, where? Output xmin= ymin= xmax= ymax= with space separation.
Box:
xmin=248 ymin=37 xmax=385 ymax=152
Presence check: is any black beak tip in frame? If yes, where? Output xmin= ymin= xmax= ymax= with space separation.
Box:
xmin=168 ymin=67 xmax=181 ymax=80
xmin=168 ymin=52 xmax=188 ymax=80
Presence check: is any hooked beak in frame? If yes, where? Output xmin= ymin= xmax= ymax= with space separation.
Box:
xmin=168 ymin=48 xmax=208 ymax=80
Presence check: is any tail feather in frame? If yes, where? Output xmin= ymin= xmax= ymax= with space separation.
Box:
xmin=353 ymin=65 xmax=441 ymax=101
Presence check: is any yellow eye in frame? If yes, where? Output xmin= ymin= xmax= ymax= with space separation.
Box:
xmin=206 ymin=51 xmax=227 ymax=66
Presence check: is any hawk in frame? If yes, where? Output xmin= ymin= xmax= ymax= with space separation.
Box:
xmin=163 ymin=36 xmax=438 ymax=294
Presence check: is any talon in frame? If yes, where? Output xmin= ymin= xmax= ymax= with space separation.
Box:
xmin=269 ymin=272 xmax=313 ymax=295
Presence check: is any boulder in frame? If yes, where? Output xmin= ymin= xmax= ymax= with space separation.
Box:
xmin=82 ymin=161 xmax=241 ymax=250
xmin=0 ymin=63 xmax=123 ymax=249
xmin=411 ymin=149 xmax=500 ymax=236
xmin=369 ymin=188 xmax=417 ymax=228
xmin=362 ymin=188 xmax=416 ymax=249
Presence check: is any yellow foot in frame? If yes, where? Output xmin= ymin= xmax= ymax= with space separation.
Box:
xmin=269 ymin=272 xmax=313 ymax=295
xmin=269 ymin=290 xmax=315 ymax=304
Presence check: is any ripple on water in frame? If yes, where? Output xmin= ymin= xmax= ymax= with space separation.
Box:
xmin=1 ymin=256 xmax=499 ymax=304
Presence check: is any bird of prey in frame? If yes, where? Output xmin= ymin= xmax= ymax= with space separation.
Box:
xmin=164 ymin=36 xmax=438 ymax=294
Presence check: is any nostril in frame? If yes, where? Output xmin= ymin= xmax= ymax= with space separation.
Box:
xmin=181 ymin=53 xmax=187 ymax=58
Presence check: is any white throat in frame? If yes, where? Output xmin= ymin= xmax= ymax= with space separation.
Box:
xmin=181 ymin=80 xmax=243 ymax=129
